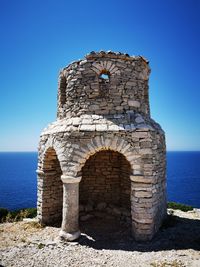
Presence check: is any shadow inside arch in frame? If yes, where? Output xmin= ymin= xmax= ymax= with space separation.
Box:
xmin=76 ymin=214 xmax=200 ymax=252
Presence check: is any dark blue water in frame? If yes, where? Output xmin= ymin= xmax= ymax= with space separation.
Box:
xmin=0 ymin=152 xmax=38 ymax=210
xmin=167 ymin=151 xmax=200 ymax=208
xmin=0 ymin=151 xmax=200 ymax=210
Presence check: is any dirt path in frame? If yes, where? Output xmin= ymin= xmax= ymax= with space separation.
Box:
xmin=0 ymin=209 xmax=200 ymax=267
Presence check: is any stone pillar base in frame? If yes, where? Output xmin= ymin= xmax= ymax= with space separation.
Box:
xmin=59 ymin=230 xmax=81 ymax=241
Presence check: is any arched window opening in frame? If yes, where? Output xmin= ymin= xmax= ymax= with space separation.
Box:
xmin=99 ymin=69 xmax=110 ymax=82
xmin=59 ymin=75 xmax=67 ymax=107
xmin=99 ymin=73 xmax=109 ymax=80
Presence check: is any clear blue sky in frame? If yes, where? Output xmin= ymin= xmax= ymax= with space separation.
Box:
xmin=0 ymin=0 xmax=199 ymax=151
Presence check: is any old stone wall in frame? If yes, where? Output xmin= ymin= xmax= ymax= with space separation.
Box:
xmin=57 ymin=51 xmax=150 ymax=119
xmin=80 ymin=150 xmax=131 ymax=209
xmin=37 ymin=148 xmax=63 ymax=225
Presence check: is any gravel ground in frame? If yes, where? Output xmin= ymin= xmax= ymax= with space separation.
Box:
xmin=0 ymin=209 xmax=200 ymax=267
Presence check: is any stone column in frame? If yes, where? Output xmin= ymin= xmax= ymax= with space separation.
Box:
xmin=59 ymin=175 xmax=81 ymax=241
xmin=36 ymin=169 xmax=45 ymax=223
xmin=130 ymin=175 xmax=154 ymax=241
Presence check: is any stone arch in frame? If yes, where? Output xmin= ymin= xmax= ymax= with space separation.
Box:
xmin=91 ymin=61 xmax=120 ymax=75
xmin=37 ymin=147 xmax=63 ymax=225
xmin=39 ymin=138 xmax=66 ymax=175
xmin=80 ymin=149 xmax=132 ymax=211
xmin=71 ymin=136 xmax=142 ymax=178
xmin=99 ymin=69 xmax=110 ymax=80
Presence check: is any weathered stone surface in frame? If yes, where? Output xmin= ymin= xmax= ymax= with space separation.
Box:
xmin=96 ymin=124 xmax=107 ymax=131
xmin=128 ymin=100 xmax=141 ymax=108
xmin=37 ymin=51 xmax=166 ymax=243
xmin=130 ymin=175 xmax=154 ymax=184
xmin=96 ymin=202 xmax=107 ymax=211
xmin=79 ymin=124 xmax=95 ymax=131
xmin=134 ymin=191 xmax=153 ymax=198
xmin=80 ymin=214 xmax=94 ymax=222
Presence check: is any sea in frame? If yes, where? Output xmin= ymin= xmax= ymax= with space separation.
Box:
xmin=0 ymin=151 xmax=200 ymax=210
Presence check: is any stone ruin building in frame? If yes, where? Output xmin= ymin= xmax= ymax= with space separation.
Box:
xmin=36 ymin=51 xmax=166 ymax=242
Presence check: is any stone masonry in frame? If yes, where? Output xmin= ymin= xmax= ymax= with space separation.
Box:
xmin=37 ymin=51 xmax=166 ymax=241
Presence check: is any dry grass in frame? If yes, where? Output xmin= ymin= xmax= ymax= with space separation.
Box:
xmin=0 ymin=221 xmax=45 ymax=249
xmin=150 ymin=259 xmax=186 ymax=267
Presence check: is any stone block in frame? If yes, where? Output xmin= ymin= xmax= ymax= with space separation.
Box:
xmin=134 ymin=191 xmax=153 ymax=198
xmin=128 ymin=100 xmax=140 ymax=107
xmin=80 ymin=124 xmax=96 ymax=131
xmin=130 ymin=175 xmax=154 ymax=184
xmin=96 ymin=124 xmax=107 ymax=131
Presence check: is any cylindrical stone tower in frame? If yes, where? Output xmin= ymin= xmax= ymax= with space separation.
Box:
xmin=37 ymin=51 xmax=166 ymax=242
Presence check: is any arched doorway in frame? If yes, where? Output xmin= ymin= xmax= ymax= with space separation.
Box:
xmin=79 ymin=150 xmax=132 ymax=237
xmin=39 ymin=148 xmax=63 ymax=225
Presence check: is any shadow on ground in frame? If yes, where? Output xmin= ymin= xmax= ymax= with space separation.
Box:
xmin=77 ymin=213 xmax=200 ymax=252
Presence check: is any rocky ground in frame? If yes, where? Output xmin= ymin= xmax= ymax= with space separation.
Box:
xmin=0 ymin=209 xmax=200 ymax=267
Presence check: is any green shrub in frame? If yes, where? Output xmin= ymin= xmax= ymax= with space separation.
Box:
xmin=0 ymin=207 xmax=37 ymax=223
xmin=0 ymin=208 xmax=9 ymax=222
xmin=167 ymin=202 xmax=193 ymax=212
xmin=22 ymin=208 xmax=37 ymax=218
xmin=38 ymin=243 xmax=45 ymax=249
